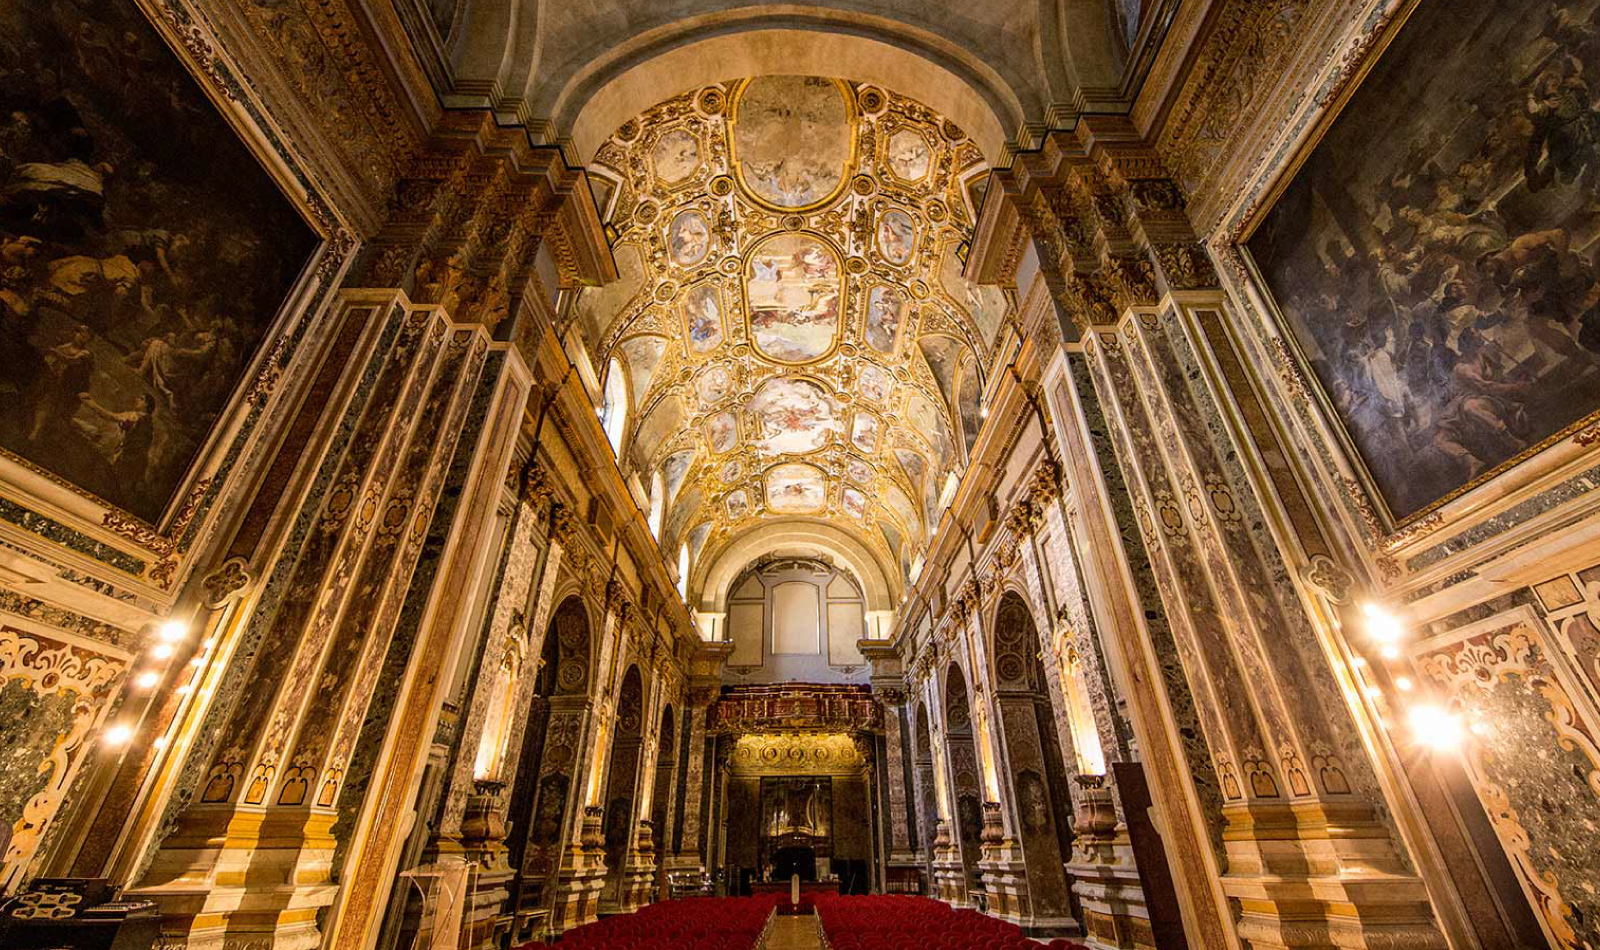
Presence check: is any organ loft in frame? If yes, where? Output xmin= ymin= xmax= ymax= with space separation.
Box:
xmin=0 ymin=2 xmax=1595 ymax=950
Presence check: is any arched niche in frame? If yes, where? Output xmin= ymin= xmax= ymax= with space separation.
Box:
xmin=504 ymin=595 xmax=591 ymax=936
xmin=942 ymin=662 xmax=982 ymax=895
xmin=987 ymin=590 xmax=1076 ymax=919
xmin=600 ymin=664 xmax=646 ymax=908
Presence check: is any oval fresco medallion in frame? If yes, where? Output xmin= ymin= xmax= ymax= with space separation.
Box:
xmin=668 ymin=209 xmax=712 ymax=267
xmin=726 ymin=489 xmax=751 ymax=518
xmin=767 ymin=462 xmax=828 ymax=513
xmin=847 ymin=457 xmax=873 ymax=485
xmin=682 ymin=283 xmax=724 ymax=354
xmin=885 ymin=127 xmax=932 ymax=182
xmin=877 ymin=208 xmax=916 ymax=265
xmin=858 ymin=363 xmax=893 ymax=403
xmin=731 ymin=76 xmax=853 ymax=209
xmin=865 ymin=285 xmax=908 ymax=353
xmin=651 ymin=128 xmax=701 ymax=184
xmin=748 ymin=377 xmax=841 ymax=455
xmin=696 ymin=365 xmax=731 ymax=407
xmin=745 ymin=232 xmax=842 ymax=363
xmin=706 ymin=410 xmax=739 ymax=454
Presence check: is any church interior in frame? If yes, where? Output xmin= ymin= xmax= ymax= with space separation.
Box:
xmin=1 ymin=1 xmax=1598 ymax=949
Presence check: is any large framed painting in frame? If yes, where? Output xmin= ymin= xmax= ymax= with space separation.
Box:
xmin=0 ymin=0 xmax=321 ymax=524
xmin=1244 ymin=0 xmax=1600 ymax=523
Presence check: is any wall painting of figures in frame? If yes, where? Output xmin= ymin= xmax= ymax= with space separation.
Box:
xmin=0 ymin=0 xmax=321 ymax=524
xmin=1246 ymin=0 xmax=1600 ymax=522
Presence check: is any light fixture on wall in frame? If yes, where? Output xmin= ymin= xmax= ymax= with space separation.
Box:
xmin=102 ymin=723 xmax=133 ymax=747
xmin=1360 ymin=602 xmax=1404 ymax=644
xmin=134 ymin=670 xmax=160 ymax=690
xmin=1406 ymin=703 xmax=1463 ymax=753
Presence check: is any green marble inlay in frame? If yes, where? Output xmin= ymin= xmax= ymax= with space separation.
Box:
xmin=0 ymin=498 xmax=144 ymax=576
xmin=0 ymin=679 xmax=80 ymax=831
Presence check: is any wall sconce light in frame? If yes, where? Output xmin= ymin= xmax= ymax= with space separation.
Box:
xmin=102 ymin=723 xmax=133 ymax=747
xmin=1361 ymin=602 xmax=1404 ymax=644
xmin=157 ymin=619 xmax=189 ymax=643
xmin=134 ymin=670 xmax=160 ymax=690
xmin=1407 ymin=703 xmax=1463 ymax=753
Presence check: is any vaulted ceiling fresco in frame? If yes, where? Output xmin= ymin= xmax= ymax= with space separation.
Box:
xmin=576 ymin=75 xmax=1010 ymax=587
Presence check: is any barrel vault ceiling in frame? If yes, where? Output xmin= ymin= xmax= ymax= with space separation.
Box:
xmin=575 ymin=75 xmax=1012 ymax=590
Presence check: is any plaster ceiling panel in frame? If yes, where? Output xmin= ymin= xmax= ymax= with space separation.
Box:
xmin=918 ymin=334 xmax=966 ymax=412
xmin=749 ymin=377 xmax=842 ymax=455
xmin=747 ymin=232 xmax=843 ymax=363
xmin=618 ymin=335 xmax=668 ymax=408
xmin=588 ymin=76 xmax=1010 ymax=587
xmin=663 ymin=449 xmax=695 ymax=501
xmin=578 ymin=241 xmax=648 ymax=348
xmin=767 ymin=462 xmax=829 ymax=514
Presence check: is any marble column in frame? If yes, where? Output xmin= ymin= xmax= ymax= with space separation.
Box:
xmin=669 ymin=683 xmax=718 ymax=878
xmin=130 ymin=297 xmax=524 ymax=950
xmin=1006 ymin=121 xmax=1444 ymax=950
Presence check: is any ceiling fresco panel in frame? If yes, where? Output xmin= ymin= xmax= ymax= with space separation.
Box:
xmin=586 ymin=76 xmax=1010 ymax=580
xmin=731 ymin=76 xmax=854 ymax=211
xmin=746 ymin=232 xmax=842 ymax=364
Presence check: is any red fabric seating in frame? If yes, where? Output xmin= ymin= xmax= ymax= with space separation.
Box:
xmin=527 ymin=894 xmax=783 ymax=950
xmin=814 ymin=894 xmax=1089 ymax=950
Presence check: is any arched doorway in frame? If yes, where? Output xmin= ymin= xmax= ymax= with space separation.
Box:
xmin=504 ymin=596 xmax=590 ymax=937
xmin=913 ymin=700 xmax=938 ymax=891
xmin=650 ymin=703 xmax=676 ymax=900
xmin=600 ymin=665 xmax=645 ymax=910
xmin=944 ymin=663 xmax=983 ymax=904
xmin=990 ymin=591 xmax=1077 ymax=923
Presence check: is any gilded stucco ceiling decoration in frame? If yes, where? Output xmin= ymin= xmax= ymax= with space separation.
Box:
xmin=577 ymin=76 xmax=1011 ymax=583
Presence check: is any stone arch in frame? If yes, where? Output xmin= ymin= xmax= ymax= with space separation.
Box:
xmin=990 ymin=587 xmax=1045 ymax=693
xmin=446 ymin=1 xmax=1134 ymax=162
xmin=942 ymin=660 xmax=982 ymax=899
xmin=564 ymin=23 xmax=1015 ymax=164
xmin=548 ymin=595 xmax=593 ymax=697
xmin=601 ymin=664 xmax=647 ymax=907
xmin=696 ymin=519 xmax=897 ymax=614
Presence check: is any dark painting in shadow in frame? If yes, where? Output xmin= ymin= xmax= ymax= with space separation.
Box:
xmin=0 ymin=0 xmax=319 ymax=523
xmin=1248 ymin=0 xmax=1600 ymax=521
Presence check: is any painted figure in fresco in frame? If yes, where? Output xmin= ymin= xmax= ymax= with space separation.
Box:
xmin=747 ymin=236 xmax=840 ymax=361
xmin=75 ymin=391 xmax=154 ymax=485
xmin=877 ymin=211 xmax=915 ymax=264
xmin=734 ymin=77 xmax=849 ymax=208
xmin=865 ymin=287 xmax=903 ymax=351
xmin=684 ymin=285 xmax=723 ymax=352
xmin=1248 ymin=0 xmax=1600 ymax=519
xmin=670 ymin=211 xmax=711 ymax=265
xmin=28 ymin=324 xmax=93 ymax=442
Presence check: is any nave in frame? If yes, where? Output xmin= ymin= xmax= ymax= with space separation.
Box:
xmin=1 ymin=2 xmax=1597 ymax=950
xmin=510 ymin=895 xmax=1092 ymax=950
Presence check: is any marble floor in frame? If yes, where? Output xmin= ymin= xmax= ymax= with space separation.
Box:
xmin=766 ymin=914 xmax=824 ymax=949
